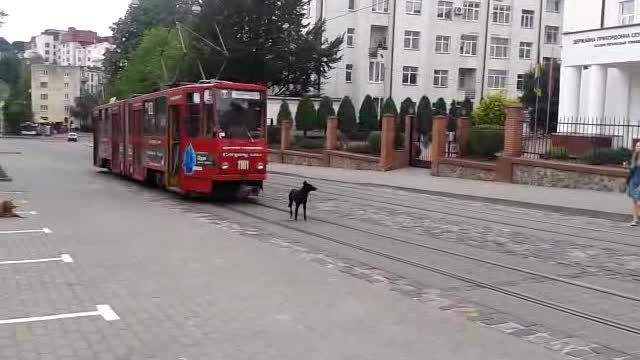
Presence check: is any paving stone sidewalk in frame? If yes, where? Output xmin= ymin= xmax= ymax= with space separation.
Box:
xmin=268 ymin=163 xmax=631 ymax=220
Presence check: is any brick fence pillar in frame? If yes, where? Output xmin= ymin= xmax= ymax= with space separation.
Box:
xmin=380 ymin=114 xmax=395 ymax=171
xmin=281 ymin=119 xmax=292 ymax=151
xmin=430 ymin=115 xmax=448 ymax=176
xmin=404 ymin=115 xmax=413 ymax=151
xmin=325 ymin=116 xmax=338 ymax=151
xmin=456 ymin=116 xmax=471 ymax=157
xmin=504 ymin=104 xmax=524 ymax=158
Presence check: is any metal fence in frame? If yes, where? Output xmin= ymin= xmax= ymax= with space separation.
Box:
xmin=522 ymin=116 xmax=640 ymax=159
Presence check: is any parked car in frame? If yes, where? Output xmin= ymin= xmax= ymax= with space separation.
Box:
xmin=67 ymin=132 xmax=78 ymax=142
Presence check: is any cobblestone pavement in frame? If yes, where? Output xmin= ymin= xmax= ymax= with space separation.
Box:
xmin=265 ymin=177 xmax=640 ymax=280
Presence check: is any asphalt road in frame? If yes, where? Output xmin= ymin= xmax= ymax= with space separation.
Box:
xmin=0 ymin=137 xmax=637 ymax=359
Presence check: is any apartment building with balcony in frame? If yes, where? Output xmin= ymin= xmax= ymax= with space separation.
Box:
xmin=24 ymin=28 xmax=113 ymax=68
xmin=314 ymin=0 xmax=563 ymax=112
xmin=31 ymin=64 xmax=105 ymax=128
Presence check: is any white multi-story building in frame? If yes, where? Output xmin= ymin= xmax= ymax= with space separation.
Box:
xmin=310 ymin=0 xmax=563 ymax=111
xmin=559 ymin=0 xmax=640 ymax=126
xmin=31 ymin=64 xmax=105 ymax=128
xmin=24 ymin=28 xmax=113 ymax=69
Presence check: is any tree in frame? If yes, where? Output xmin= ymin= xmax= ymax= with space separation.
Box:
xmin=520 ymin=63 xmax=560 ymax=133
xmin=2 ymin=59 xmax=31 ymax=134
xmin=337 ymin=96 xmax=356 ymax=134
xmin=416 ymin=96 xmax=432 ymax=134
xmin=381 ymin=97 xmax=398 ymax=119
xmin=70 ymin=93 xmax=100 ymax=131
xmin=316 ymin=96 xmax=335 ymax=132
xmin=461 ymin=98 xmax=474 ymax=117
xmin=472 ymin=93 xmax=512 ymax=126
xmin=359 ymin=95 xmax=378 ymax=131
xmin=0 ymin=10 xmax=7 ymax=27
xmin=447 ymin=100 xmax=458 ymax=132
xmin=0 ymin=55 xmax=21 ymax=89
xmin=399 ymin=97 xmax=415 ymax=130
xmin=295 ymin=96 xmax=316 ymax=137
xmin=276 ymin=100 xmax=293 ymax=125
xmin=195 ymin=0 xmax=343 ymax=96
xmin=103 ymin=0 xmax=199 ymax=85
xmin=110 ymin=28 xmax=198 ymax=99
xmin=434 ymin=97 xmax=447 ymax=116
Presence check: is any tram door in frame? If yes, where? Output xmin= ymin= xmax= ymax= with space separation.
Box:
xmin=111 ymin=109 xmax=122 ymax=174
xmin=168 ymin=105 xmax=181 ymax=188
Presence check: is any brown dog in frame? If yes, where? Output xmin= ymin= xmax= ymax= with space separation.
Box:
xmin=0 ymin=200 xmax=22 ymax=218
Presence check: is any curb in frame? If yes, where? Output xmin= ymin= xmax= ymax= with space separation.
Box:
xmin=270 ymin=171 xmax=630 ymax=223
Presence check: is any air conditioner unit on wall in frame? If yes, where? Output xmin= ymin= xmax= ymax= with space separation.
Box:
xmin=454 ymin=7 xmax=464 ymax=15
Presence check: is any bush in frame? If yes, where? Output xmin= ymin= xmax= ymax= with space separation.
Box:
xmin=580 ymin=148 xmax=632 ymax=166
xmin=267 ymin=125 xmax=281 ymax=145
xmin=416 ymin=96 xmax=432 ymax=134
xmin=367 ymin=131 xmax=382 ymax=154
xmin=359 ymin=95 xmax=379 ymax=131
xmin=465 ymin=125 xmax=504 ymax=159
xmin=382 ymin=97 xmax=398 ymax=119
xmin=317 ymin=96 xmax=335 ymax=132
xmin=276 ymin=100 xmax=292 ymax=125
xmin=337 ymin=96 xmax=357 ymax=134
xmin=433 ymin=97 xmax=447 ymax=116
xmin=462 ymin=98 xmax=474 ymax=116
xmin=295 ymin=96 xmax=317 ymax=137
xmin=472 ymin=93 xmax=515 ymax=126
xmin=294 ymin=137 xmax=325 ymax=150
xmin=345 ymin=143 xmax=371 ymax=154
xmin=399 ymin=97 xmax=415 ymax=130
xmin=545 ymin=146 xmax=570 ymax=160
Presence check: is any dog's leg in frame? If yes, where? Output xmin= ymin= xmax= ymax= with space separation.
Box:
xmin=303 ymin=201 xmax=307 ymax=221
xmin=295 ymin=203 xmax=301 ymax=221
xmin=288 ymin=192 xmax=294 ymax=218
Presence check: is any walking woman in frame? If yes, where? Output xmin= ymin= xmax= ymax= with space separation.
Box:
xmin=628 ymin=142 xmax=640 ymax=226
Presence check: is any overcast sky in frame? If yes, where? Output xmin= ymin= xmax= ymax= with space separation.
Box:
xmin=1 ymin=0 xmax=131 ymax=42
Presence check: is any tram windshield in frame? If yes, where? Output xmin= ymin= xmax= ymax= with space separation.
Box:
xmin=214 ymin=89 xmax=264 ymax=140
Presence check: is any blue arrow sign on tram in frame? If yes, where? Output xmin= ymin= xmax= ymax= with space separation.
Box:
xmin=183 ymin=143 xmax=196 ymax=176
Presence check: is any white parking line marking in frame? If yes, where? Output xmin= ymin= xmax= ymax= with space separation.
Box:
xmin=0 ymin=228 xmax=51 ymax=235
xmin=0 ymin=254 xmax=73 ymax=265
xmin=16 ymin=211 xmax=37 ymax=215
xmin=0 ymin=305 xmax=120 ymax=325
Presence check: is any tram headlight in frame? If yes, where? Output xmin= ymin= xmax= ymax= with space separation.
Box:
xmin=221 ymin=162 xmax=230 ymax=170
xmin=256 ymin=162 xmax=265 ymax=170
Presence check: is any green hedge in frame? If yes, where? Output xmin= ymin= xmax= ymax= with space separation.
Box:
xmin=544 ymin=146 xmax=570 ymax=160
xmin=465 ymin=125 xmax=504 ymax=159
xmin=580 ymin=148 xmax=632 ymax=166
xmin=293 ymin=137 xmax=325 ymax=150
xmin=366 ymin=131 xmax=404 ymax=154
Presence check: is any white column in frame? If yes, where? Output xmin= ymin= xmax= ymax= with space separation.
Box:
xmin=617 ymin=66 xmax=633 ymax=148
xmin=558 ymin=66 xmax=582 ymax=133
xmin=586 ymin=65 xmax=608 ymax=118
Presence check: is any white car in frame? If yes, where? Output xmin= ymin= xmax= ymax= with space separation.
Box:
xmin=67 ymin=132 xmax=78 ymax=142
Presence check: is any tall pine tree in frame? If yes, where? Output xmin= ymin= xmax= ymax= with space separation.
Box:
xmin=416 ymin=96 xmax=432 ymax=135
xmin=337 ymin=96 xmax=357 ymax=134
xmin=277 ymin=100 xmax=293 ymax=125
xmin=359 ymin=95 xmax=378 ymax=131
xmin=399 ymin=97 xmax=415 ymax=130
xmin=295 ymin=96 xmax=316 ymax=137
xmin=317 ymin=96 xmax=335 ymax=133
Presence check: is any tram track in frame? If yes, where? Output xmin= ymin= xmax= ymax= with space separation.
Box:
xmin=266 ymin=175 xmax=640 ymax=249
xmin=215 ymin=201 xmax=640 ymax=336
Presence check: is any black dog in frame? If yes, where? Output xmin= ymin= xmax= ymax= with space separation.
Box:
xmin=288 ymin=181 xmax=317 ymax=221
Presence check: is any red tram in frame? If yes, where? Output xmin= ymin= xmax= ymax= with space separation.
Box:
xmin=93 ymin=81 xmax=268 ymax=197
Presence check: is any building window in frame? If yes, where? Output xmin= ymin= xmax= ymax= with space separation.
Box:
xmin=346 ymin=28 xmax=355 ymax=47
xmin=40 ymin=105 xmax=48 ymax=112
xmin=406 ymin=0 xmax=422 ymax=14
xmin=517 ymin=74 xmax=526 ymax=91
xmin=348 ymin=0 xmax=356 ymax=10
xmin=521 ymin=9 xmax=535 ymax=28
xmin=492 ymin=4 xmax=511 ymax=24
xmin=369 ymin=60 xmax=385 ymax=82
xmin=345 ymin=64 xmax=353 ymax=82
xmin=372 ymin=0 xmax=389 ymax=13
xmin=546 ymin=0 xmax=562 ymax=12
xmin=490 ymin=37 xmax=510 ymax=58
xmin=462 ymin=1 xmax=481 ymax=21
xmin=620 ymin=0 xmax=635 ymax=24
xmin=65 ymin=105 xmax=70 ymax=113
xmin=435 ymin=35 xmax=450 ymax=53
xmin=45 ymin=43 xmax=50 ymax=48
xmin=404 ymin=31 xmax=420 ymax=50
xmin=402 ymin=66 xmax=419 ymax=85
xmin=65 ymin=93 xmax=70 ymax=100
xmin=45 ymin=50 xmax=50 ymax=55
xmin=488 ymin=70 xmax=508 ymax=89
xmin=64 ymin=71 xmax=70 ymax=77
xmin=519 ymin=42 xmax=533 ymax=59
xmin=433 ymin=69 xmax=449 ymax=88
xmin=40 ymin=94 xmax=48 ymax=101
xmin=40 ymin=70 xmax=48 ymax=76
xmin=460 ymin=34 xmax=478 ymax=56
xmin=65 ymin=83 xmax=69 ymax=89
xmin=545 ymin=25 xmax=559 ymax=44
xmin=40 ymin=82 xmax=48 ymax=89
xmin=373 ymin=97 xmax=384 ymax=116
xmin=543 ymin=56 xmax=558 ymax=67
xmin=437 ymin=1 xmax=453 ymax=20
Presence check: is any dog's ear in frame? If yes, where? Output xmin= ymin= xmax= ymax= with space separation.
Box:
xmin=303 ymin=181 xmax=308 ymax=185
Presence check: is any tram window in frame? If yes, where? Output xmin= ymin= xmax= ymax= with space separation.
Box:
xmin=204 ymin=90 xmax=215 ymax=137
xmin=155 ymin=97 xmax=168 ymax=136
xmin=216 ymin=90 xmax=263 ymax=140
xmin=186 ymin=92 xmax=201 ymax=138
xmin=143 ymin=101 xmax=154 ymax=136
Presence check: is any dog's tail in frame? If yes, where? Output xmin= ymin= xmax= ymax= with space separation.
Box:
xmin=288 ymin=190 xmax=294 ymax=208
